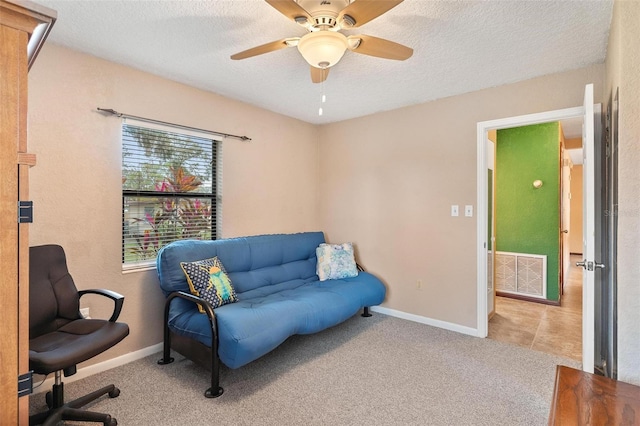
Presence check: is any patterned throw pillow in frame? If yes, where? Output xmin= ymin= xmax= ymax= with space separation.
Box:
xmin=316 ymin=243 xmax=359 ymax=281
xmin=180 ymin=257 xmax=238 ymax=313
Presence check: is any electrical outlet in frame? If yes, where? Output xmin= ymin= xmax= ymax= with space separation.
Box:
xmin=451 ymin=205 xmax=459 ymax=217
xmin=80 ymin=307 xmax=90 ymax=319
xmin=416 ymin=279 xmax=423 ymax=290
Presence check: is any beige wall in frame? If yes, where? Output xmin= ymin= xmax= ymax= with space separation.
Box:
xmin=564 ymin=137 xmax=582 ymax=149
xmin=27 ymin=44 xmax=321 ymax=365
xmin=29 ymin=36 xmax=636 ymax=380
xmin=318 ymin=65 xmax=604 ymax=328
xmin=605 ymin=0 xmax=640 ymax=385
xmin=569 ymin=165 xmax=583 ymax=254
xmin=487 ymin=129 xmax=497 ymax=143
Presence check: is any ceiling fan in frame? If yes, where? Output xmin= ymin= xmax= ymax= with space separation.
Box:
xmin=230 ymin=0 xmax=413 ymax=83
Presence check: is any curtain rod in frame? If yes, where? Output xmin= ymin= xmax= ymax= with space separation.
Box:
xmin=97 ymin=107 xmax=251 ymax=141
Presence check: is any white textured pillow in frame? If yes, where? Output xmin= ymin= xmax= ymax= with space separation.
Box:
xmin=316 ymin=243 xmax=358 ymax=281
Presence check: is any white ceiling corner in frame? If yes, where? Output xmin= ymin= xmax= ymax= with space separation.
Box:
xmin=37 ymin=0 xmax=614 ymax=125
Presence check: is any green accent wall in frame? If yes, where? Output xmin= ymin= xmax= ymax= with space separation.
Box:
xmin=496 ymin=123 xmax=560 ymax=301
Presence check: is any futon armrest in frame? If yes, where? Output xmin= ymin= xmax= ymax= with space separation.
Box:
xmin=160 ymin=291 xmax=223 ymax=398
xmin=78 ymin=288 xmax=125 ymax=322
xmin=169 ymin=291 xmax=217 ymax=320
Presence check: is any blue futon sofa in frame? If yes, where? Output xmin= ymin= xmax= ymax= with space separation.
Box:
xmin=156 ymin=231 xmax=386 ymax=397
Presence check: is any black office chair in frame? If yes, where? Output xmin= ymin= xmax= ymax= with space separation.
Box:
xmin=29 ymin=245 xmax=130 ymax=426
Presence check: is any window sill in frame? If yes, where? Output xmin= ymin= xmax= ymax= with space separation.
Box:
xmin=122 ymin=262 xmax=157 ymax=274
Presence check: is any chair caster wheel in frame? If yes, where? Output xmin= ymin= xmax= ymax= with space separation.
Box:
xmin=45 ymin=391 xmax=53 ymax=408
xmin=108 ymin=387 xmax=120 ymax=398
xmin=104 ymin=416 xmax=117 ymax=426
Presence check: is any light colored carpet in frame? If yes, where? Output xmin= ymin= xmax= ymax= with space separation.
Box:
xmin=30 ymin=314 xmax=580 ymax=425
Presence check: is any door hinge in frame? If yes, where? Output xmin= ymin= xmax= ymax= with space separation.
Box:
xmin=18 ymin=371 xmax=32 ymax=397
xmin=18 ymin=201 xmax=33 ymax=223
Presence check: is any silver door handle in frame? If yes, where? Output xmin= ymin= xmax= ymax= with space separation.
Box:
xmin=576 ymin=260 xmax=606 ymax=271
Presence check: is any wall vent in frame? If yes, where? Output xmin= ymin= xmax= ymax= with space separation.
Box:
xmin=495 ymin=251 xmax=547 ymax=298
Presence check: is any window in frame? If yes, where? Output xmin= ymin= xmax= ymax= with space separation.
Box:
xmin=122 ymin=120 xmax=221 ymax=269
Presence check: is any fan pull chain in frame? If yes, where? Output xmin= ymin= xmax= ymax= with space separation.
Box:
xmin=319 ymin=70 xmax=326 ymax=116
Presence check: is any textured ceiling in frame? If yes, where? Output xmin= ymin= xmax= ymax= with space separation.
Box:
xmin=37 ymin=0 xmax=613 ymax=125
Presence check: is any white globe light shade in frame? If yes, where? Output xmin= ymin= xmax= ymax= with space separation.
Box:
xmin=297 ymin=31 xmax=348 ymax=68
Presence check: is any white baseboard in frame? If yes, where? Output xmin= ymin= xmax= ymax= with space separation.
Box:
xmin=32 ymin=343 xmax=163 ymax=395
xmin=371 ymin=306 xmax=480 ymax=337
xmin=32 ymin=309 xmax=479 ymax=395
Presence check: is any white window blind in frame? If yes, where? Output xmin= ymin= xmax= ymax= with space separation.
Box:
xmin=121 ymin=120 xmax=221 ymax=269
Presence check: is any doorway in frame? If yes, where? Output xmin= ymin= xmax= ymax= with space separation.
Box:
xmin=485 ymin=120 xmax=583 ymax=361
xmin=477 ymin=84 xmax=617 ymax=377
xmin=475 ymin=103 xmax=594 ymax=370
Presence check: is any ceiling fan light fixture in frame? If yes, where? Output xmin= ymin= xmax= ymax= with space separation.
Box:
xmin=297 ymin=31 xmax=348 ymax=68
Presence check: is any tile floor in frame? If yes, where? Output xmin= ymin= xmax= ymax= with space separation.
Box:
xmin=488 ymin=255 xmax=583 ymax=362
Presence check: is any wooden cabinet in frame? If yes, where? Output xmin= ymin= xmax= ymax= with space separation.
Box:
xmin=548 ymin=365 xmax=640 ymax=424
xmin=0 ymin=1 xmax=55 ymax=424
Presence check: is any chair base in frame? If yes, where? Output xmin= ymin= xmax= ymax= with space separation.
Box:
xmin=30 ymin=382 xmax=120 ymax=426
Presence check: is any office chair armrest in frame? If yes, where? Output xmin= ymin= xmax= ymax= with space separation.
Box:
xmin=78 ymin=289 xmax=125 ymax=322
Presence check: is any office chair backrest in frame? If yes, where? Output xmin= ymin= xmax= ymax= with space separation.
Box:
xmin=29 ymin=244 xmax=81 ymax=339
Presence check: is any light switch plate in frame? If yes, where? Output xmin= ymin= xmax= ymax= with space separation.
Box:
xmin=451 ymin=205 xmax=459 ymax=217
xmin=465 ymin=205 xmax=473 ymax=217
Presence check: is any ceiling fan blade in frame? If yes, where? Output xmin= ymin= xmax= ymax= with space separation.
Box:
xmin=265 ymin=0 xmax=312 ymax=23
xmin=348 ymin=35 xmax=413 ymax=60
xmin=231 ymin=38 xmax=297 ymax=60
xmin=310 ymin=66 xmax=330 ymax=83
xmin=338 ymin=0 xmax=403 ymax=28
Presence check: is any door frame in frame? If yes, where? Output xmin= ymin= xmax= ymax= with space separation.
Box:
xmin=475 ymin=107 xmax=587 ymax=344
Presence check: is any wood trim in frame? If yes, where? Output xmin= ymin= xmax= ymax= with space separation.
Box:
xmin=0 ymin=3 xmax=40 ymax=33
xmin=17 ymin=152 xmax=36 ymax=166
xmin=0 ymin=2 xmax=53 ymax=423
xmin=0 ymin=23 xmax=24 ymax=424
xmin=558 ymin=124 xmax=564 ymax=299
xmin=0 ymin=0 xmax=55 ymax=33
xmin=18 ymin=164 xmax=29 ymax=424
xmin=16 ymin=11 xmax=29 ymax=421
xmin=0 ymin=0 xmax=56 ymax=69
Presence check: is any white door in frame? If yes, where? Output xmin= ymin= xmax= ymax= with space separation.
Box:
xmin=487 ymin=138 xmax=495 ymax=318
xmin=579 ymin=83 xmax=595 ymax=373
